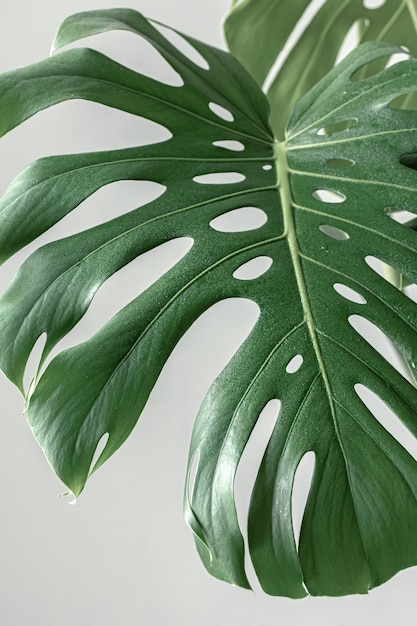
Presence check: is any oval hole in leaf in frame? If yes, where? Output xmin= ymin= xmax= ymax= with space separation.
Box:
xmin=354 ymin=384 xmax=417 ymax=461
xmin=88 ymin=432 xmax=110 ymax=476
xmin=365 ymin=255 xmax=413 ymax=291
xmin=233 ymin=256 xmax=272 ymax=280
xmin=262 ymin=164 xmax=273 ymax=171
xmin=390 ymin=95 xmax=417 ymax=111
xmin=292 ymin=451 xmax=315 ymax=550
xmin=286 ymin=354 xmax=303 ymax=374
xmin=313 ymin=189 xmax=346 ymax=203
xmin=385 ymin=51 xmax=411 ymax=69
xmin=399 ymin=153 xmax=417 ymax=170
xmin=364 ymin=254 xmax=384 ymax=276
xmin=8 ymin=101 xmax=172 ymax=160
xmin=335 ymin=19 xmax=368 ymax=64
xmin=212 ymin=140 xmax=245 ymax=152
xmin=350 ymin=56 xmax=391 ymax=82
xmin=234 ymin=398 xmax=281 ymax=584
xmin=58 ymin=30 xmax=184 ymax=87
xmin=326 ymin=158 xmax=354 ymax=168
xmin=23 ymin=332 xmax=47 ymax=395
xmin=348 ymin=315 xmax=414 ymax=384
xmin=210 ymin=207 xmax=267 ymax=232
xmin=385 ymin=207 xmax=417 ymax=223
xmin=193 ymin=172 xmax=245 ymax=184
xmin=152 ymin=23 xmax=209 ymax=70
xmin=333 ymin=283 xmax=367 ymax=304
xmin=319 ymin=225 xmax=350 ymax=240
xmin=50 ymin=180 xmax=167 ymax=240
xmin=48 ymin=238 xmax=194 ymax=352
xmin=209 ymin=102 xmax=234 ymax=122
xmin=316 ymin=119 xmax=357 ymax=136
xmin=363 ymin=0 xmax=386 ymax=8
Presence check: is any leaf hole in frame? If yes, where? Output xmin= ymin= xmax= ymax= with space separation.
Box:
xmin=292 ymin=452 xmax=315 ymax=550
xmin=262 ymin=164 xmax=273 ymax=171
xmin=385 ymin=51 xmax=411 ymax=69
xmin=354 ymin=384 xmax=417 ymax=461
xmin=326 ymin=158 xmax=355 ymax=168
xmin=12 ymin=101 xmax=172 ymax=158
xmin=390 ymin=93 xmax=417 ymax=111
xmin=212 ymin=140 xmax=245 ymax=152
xmin=209 ymin=102 xmax=234 ymax=122
xmin=365 ymin=255 xmax=415 ymax=293
xmin=23 ymin=332 xmax=47 ymax=396
xmin=234 ymin=398 xmax=281 ymax=587
xmin=319 ymin=225 xmax=350 ymax=240
xmin=335 ymin=19 xmax=368 ymax=65
xmin=210 ymin=207 xmax=267 ymax=232
xmin=316 ymin=119 xmax=357 ymax=136
xmin=58 ymin=30 xmax=184 ymax=87
xmin=348 ymin=315 xmax=414 ymax=384
xmin=285 ymin=354 xmax=303 ymax=374
xmin=350 ymin=56 xmax=391 ymax=82
xmin=172 ymin=297 xmax=260 ymax=396
xmin=88 ymin=433 xmax=110 ymax=477
xmin=333 ymin=283 xmax=367 ymax=304
xmin=233 ymin=256 xmax=273 ymax=280
xmin=385 ymin=207 xmax=417 ymax=224
xmin=50 ymin=180 xmax=167 ymax=239
xmin=399 ymin=153 xmax=417 ymax=171
xmin=193 ymin=172 xmax=245 ymax=185
xmin=162 ymin=300 xmax=260 ymax=449
xmin=363 ymin=0 xmax=386 ymax=8
xmin=313 ymin=189 xmax=346 ymax=204
xmin=50 ymin=238 xmax=194 ymax=350
xmin=152 ymin=23 xmax=209 ymax=70
xmin=364 ymin=254 xmax=384 ymax=276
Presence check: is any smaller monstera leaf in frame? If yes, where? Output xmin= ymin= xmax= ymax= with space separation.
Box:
xmin=224 ymin=0 xmax=417 ymax=139
xmin=0 ymin=9 xmax=417 ymax=598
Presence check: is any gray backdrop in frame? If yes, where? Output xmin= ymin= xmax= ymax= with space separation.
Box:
xmin=0 ymin=1 xmax=416 ymax=624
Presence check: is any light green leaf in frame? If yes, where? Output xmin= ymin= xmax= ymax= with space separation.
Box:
xmin=224 ymin=0 xmax=417 ymax=139
xmin=1 ymin=9 xmax=417 ymax=597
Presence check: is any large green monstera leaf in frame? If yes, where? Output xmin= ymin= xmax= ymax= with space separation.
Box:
xmin=225 ymin=0 xmax=417 ymax=138
xmin=1 ymin=8 xmax=417 ymax=597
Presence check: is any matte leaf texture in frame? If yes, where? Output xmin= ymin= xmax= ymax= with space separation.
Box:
xmin=224 ymin=0 xmax=417 ymax=139
xmin=1 ymin=8 xmax=417 ymax=598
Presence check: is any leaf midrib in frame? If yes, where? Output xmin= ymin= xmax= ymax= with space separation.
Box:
xmin=277 ymin=139 xmax=374 ymax=573
xmin=276 ymin=140 xmax=341 ymax=442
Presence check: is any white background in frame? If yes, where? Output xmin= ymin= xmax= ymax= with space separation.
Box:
xmin=0 ymin=1 xmax=416 ymax=624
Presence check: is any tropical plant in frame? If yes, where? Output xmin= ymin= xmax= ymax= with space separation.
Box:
xmin=0 ymin=0 xmax=417 ymax=598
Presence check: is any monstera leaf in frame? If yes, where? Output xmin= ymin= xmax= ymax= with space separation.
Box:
xmin=1 ymin=8 xmax=417 ymax=598
xmin=224 ymin=0 xmax=417 ymax=138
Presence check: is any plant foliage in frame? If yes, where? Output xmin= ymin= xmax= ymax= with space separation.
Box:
xmin=0 ymin=5 xmax=417 ymax=597
xmin=225 ymin=0 xmax=417 ymax=138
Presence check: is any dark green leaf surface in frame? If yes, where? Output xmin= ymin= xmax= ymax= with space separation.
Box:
xmin=0 ymin=9 xmax=417 ymax=597
xmin=224 ymin=0 xmax=417 ymax=139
